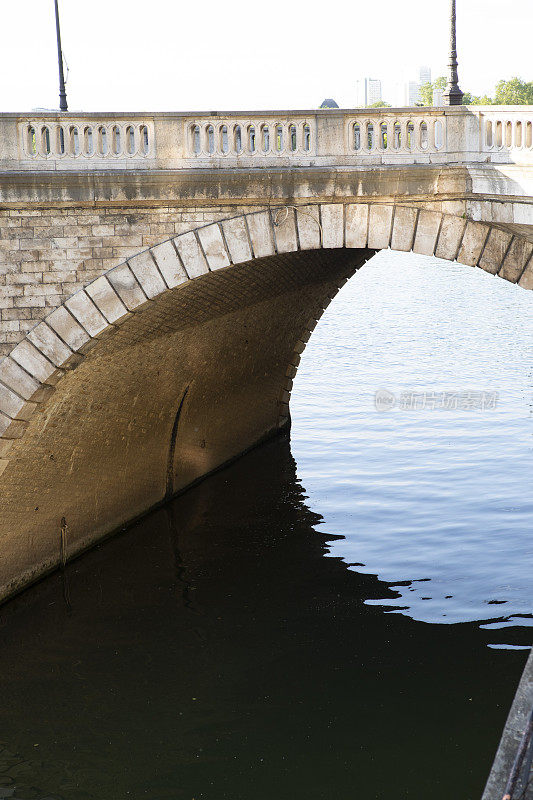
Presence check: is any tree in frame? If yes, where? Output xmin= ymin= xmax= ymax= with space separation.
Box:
xmin=420 ymin=81 xmax=433 ymax=106
xmin=462 ymin=92 xmax=493 ymax=106
xmin=420 ymin=77 xmax=446 ymax=106
xmin=368 ymin=100 xmax=391 ymax=108
xmin=493 ymin=77 xmax=533 ymax=105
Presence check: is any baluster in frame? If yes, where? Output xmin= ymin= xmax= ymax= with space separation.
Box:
xmin=281 ymin=122 xmax=288 ymax=154
xmin=400 ymin=119 xmax=409 ymax=153
xmin=294 ymin=122 xmax=302 ymax=153
xmin=249 ymin=123 xmax=257 ymax=155
xmin=107 ymin=124 xmax=114 ymax=157
xmin=131 ymin=125 xmax=139 ymax=157
xmin=430 ymin=119 xmax=437 ymax=152
xmin=37 ymin=126 xmax=46 ymax=157
xmin=215 ymin=123 xmax=223 ymax=156
xmin=143 ymin=124 xmax=151 ymax=156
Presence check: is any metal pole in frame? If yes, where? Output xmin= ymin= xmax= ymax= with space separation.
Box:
xmin=443 ymin=0 xmax=464 ymax=106
xmin=54 ymin=0 xmax=68 ymax=112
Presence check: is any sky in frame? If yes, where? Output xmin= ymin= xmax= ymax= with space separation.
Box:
xmin=0 ymin=0 xmax=531 ymax=113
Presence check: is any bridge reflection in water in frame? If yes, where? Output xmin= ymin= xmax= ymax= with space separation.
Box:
xmin=0 ymin=437 xmax=525 ymax=800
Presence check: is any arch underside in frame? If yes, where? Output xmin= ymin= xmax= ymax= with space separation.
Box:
xmin=0 ymin=202 xmax=532 ymax=603
xmin=0 ymin=248 xmax=369 ymax=601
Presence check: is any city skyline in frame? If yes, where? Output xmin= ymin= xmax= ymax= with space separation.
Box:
xmin=1 ymin=0 xmax=531 ymax=112
xmin=352 ymin=67 xmax=433 ymax=108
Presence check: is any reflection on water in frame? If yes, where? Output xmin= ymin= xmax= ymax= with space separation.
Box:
xmin=0 ymin=251 xmax=531 ymax=799
xmin=293 ymin=251 xmax=533 ymax=635
xmin=0 ymin=439 xmax=527 ymax=800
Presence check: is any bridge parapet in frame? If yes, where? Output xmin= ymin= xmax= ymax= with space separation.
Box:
xmin=1 ymin=107 xmax=532 ymax=171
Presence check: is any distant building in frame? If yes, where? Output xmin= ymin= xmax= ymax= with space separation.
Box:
xmin=433 ymin=86 xmax=444 ymax=106
xmin=320 ymin=98 xmax=339 ymax=109
xmin=419 ymin=65 xmax=432 ymax=87
xmin=404 ymin=67 xmax=432 ymax=107
xmin=355 ymin=78 xmax=382 ymax=107
xmin=407 ymin=81 xmax=421 ymax=106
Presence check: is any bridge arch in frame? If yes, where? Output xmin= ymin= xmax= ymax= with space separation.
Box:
xmin=0 ymin=203 xmax=532 ymax=602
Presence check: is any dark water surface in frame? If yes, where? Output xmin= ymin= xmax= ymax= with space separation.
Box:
xmin=0 ymin=253 xmax=531 ymax=800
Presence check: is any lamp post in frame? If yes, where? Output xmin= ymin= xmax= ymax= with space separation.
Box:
xmin=443 ymin=0 xmax=464 ymax=106
xmin=54 ymin=0 xmax=68 ymax=111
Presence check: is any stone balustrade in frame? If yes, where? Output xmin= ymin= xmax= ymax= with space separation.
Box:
xmin=188 ymin=118 xmax=315 ymax=157
xmin=0 ymin=107 xmax=532 ymax=170
xmin=481 ymin=110 xmax=533 ymax=155
xmin=21 ymin=119 xmax=154 ymax=160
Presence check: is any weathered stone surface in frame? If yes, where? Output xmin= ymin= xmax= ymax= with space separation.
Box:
xmin=0 ymin=438 xmax=14 ymax=458
xmin=345 ymin=204 xmax=369 ymax=249
xmin=27 ymin=322 xmax=73 ymax=367
xmin=47 ymin=306 xmax=90 ymax=352
xmin=65 ymin=291 xmax=108 ymax=338
xmin=174 ymin=231 xmax=210 ymax=279
xmin=320 ymin=205 xmax=344 ymax=249
xmin=368 ymin=205 xmax=394 ymax=249
xmin=457 ymin=222 xmax=490 ymax=267
xmin=435 ymin=216 xmax=465 ymax=261
xmin=107 ymin=264 xmax=148 ymax=310
xmin=246 ymin=212 xmax=275 ymax=259
xmin=128 ymin=251 xmax=167 ymax=299
xmin=0 ymin=381 xmax=27 ymax=419
xmin=9 ymin=340 xmax=63 ymax=385
xmin=197 ymin=224 xmax=230 ymax=271
xmin=391 ymin=207 xmax=418 ymax=252
xmin=221 ymin=217 xmax=253 ymax=263
xmin=151 ymin=240 xmax=188 ymax=288
xmin=0 ymin=194 xmax=530 ymax=355
xmin=518 ymin=256 xmax=533 ymax=289
xmin=296 ymin=206 xmax=321 ymax=251
xmin=272 ymin=208 xmax=298 ymax=254
xmin=499 ymin=238 xmax=533 ymax=283
xmin=85 ymin=276 xmax=129 ymax=324
xmin=0 ymin=411 xmax=26 ymax=439
xmin=413 ymin=210 xmax=442 ymax=256
xmin=0 ymin=356 xmax=44 ymax=401
xmin=478 ymin=228 xmax=513 ymax=275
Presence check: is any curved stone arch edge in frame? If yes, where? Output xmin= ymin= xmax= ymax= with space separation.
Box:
xmin=0 ymin=203 xmax=532 ymax=477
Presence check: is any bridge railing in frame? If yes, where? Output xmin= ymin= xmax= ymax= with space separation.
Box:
xmin=21 ymin=119 xmax=155 ymax=162
xmin=0 ymin=107 xmax=532 ymax=170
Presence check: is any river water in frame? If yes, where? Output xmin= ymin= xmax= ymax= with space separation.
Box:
xmin=0 ymin=251 xmax=531 ymax=800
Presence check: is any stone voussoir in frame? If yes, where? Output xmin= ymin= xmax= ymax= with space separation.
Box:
xmin=0 ymin=202 xmax=532 ymax=495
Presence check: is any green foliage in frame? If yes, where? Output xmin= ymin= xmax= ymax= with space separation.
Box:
xmin=493 ymin=77 xmax=533 ymax=105
xmin=462 ymin=78 xmax=532 ymax=105
xmin=419 ymin=75 xmax=532 ymax=107
xmin=462 ymin=92 xmax=494 ymax=106
xmin=420 ymin=77 xmax=447 ymax=106
xmin=419 ymin=82 xmax=433 ymax=106
xmin=368 ymin=101 xmax=391 ymax=108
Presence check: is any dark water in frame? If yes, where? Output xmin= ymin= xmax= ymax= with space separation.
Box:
xmin=0 ymin=253 xmax=531 ymax=800
xmin=292 ymin=252 xmax=533 ymax=636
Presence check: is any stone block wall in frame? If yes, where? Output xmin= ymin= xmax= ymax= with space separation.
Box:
xmin=0 ymin=204 xmax=259 ymax=356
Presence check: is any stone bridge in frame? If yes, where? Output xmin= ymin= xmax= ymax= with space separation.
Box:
xmin=0 ymin=105 xmax=532 ymax=601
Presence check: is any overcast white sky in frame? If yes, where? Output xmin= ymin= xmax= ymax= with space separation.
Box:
xmin=0 ymin=0 xmax=531 ymax=112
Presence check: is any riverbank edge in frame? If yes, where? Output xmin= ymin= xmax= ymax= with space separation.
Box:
xmin=483 ymin=647 xmax=533 ymax=799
